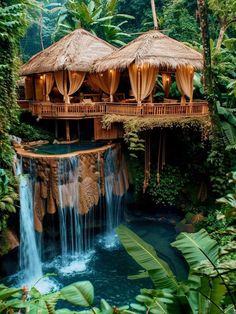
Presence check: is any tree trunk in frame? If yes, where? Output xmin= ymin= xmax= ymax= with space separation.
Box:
xmin=197 ymin=0 xmax=213 ymax=100
xmin=151 ymin=0 xmax=158 ymax=30
xmin=216 ymin=22 xmax=227 ymax=50
xmin=216 ymin=18 xmax=236 ymax=50
xmin=39 ymin=4 xmax=44 ymax=50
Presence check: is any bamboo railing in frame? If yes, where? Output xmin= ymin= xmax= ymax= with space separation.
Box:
xmin=27 ymin=101 xmax=209 ymax=119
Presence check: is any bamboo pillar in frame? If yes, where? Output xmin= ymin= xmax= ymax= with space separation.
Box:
xmin=65 ymin=120 xmax=70 ymax=142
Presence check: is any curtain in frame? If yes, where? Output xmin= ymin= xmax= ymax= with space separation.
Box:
xmin=55 ymin=71 xmax=65 ymax=96
xmin=128 ymin=63 xmax=158 ymax=104
xmin=54 ymin=71 xmax=69 ymax=103
xmin=109 ymin=70 xmax=120 ymax=102
xmin=88 ymin=70 xmax=120 ymax=101
xmin=45 ymin=73 xmax=54 ymax=101
xmin=68 ymin=71 xmax=85 ymax=98
xmin=128 ymin=64 xmax=139 ymax=101
xmin=25 ymin=76 xmax=34 ymax=100
xmin=162 ymin=73 xmax=172 ymax=98
xmin=176 ymin=65 xmax=194 ymax=105
xmin=89 ymin=73 xmax=110 ymax=94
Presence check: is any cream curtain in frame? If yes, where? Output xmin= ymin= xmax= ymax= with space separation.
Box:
xmin=25 ymin=76 xmax=34 ymax=100
xmin=128 ymin=63 xmax=158 ymax=104
xmin=128 ymin=64 xmax=139 ymax=101
xmin=89 ymin=73 xmax=110 ymax=94
xmin=45 ymin=73 xmax=54 ymax=101
xmin=88 ymin=70 xmax=120 ymax=101
xmin=55 ymin=71 xmax=65 ymax=96
xmin=109 ymin=70 xmax=120 ymax=102
xmin=162 ymin=73 xmax=172 ymax=98
xmin=68 ymin=71 xmax=85 ymax=98
xmin=54 ymin=71 xmax=85 ymax=103
xmin=176 ymin=65 xmax=194 ymax=105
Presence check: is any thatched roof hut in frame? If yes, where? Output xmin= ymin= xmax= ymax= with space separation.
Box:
xmin=93 ymin=30 xmax=203 ymax=72
xmin=20 ymin=28 xmax=116 ymax=76
xmin=93 ymin=30 xmax=203 ymax=104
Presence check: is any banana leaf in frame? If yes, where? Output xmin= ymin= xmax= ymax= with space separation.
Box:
xmin=171 ymin=229 xmax=219 ymax=269
xmin=116 ymin=225 xmax=178 ymax=290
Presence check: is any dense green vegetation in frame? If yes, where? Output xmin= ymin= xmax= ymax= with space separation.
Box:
xmin=0 ymin=0 xmax=236 ymax=312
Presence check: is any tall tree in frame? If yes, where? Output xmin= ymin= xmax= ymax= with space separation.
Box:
xmin=151 ymin=0 xmax=158 ymax=29
xmin=197 ymin=0 xmax=213 ymax=98
xmin=208 ymin=0 xmax=236 ymax=49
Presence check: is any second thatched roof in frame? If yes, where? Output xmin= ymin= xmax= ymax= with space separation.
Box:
xmin=20 ymin=28 xmax=116 ymax=76
xmin=93 ymin=30 xmax=203 ymax=72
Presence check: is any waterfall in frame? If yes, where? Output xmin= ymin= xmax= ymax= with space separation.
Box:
xmin=15 ymin=144 xmax=128 ymax=280
xmin=57 ymin=155 xmax=97 ymax=272
xmin=18 ymin=160 xmax=43 ymax=286
xmin=103 ymin=148 xmax=126 ymax=247
xmin=58 ymin=156 xmax=81 ymax=262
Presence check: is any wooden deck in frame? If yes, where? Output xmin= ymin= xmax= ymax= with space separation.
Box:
xmin=19 ymin=101 xmax=209 ymax=119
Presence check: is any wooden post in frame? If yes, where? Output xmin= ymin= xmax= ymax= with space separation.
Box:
xmin=55 ymin=120 xmax=58 ymax=138
xmin=151 ymin=0 xmax=158 ymax=30
xmin=65 ymin=120 xmax=70 ymax=142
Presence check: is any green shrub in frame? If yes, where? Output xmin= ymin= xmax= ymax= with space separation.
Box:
xmin=10 ymin=122 xmax=54 ymax=142
xmin=147 ymin=165 xmax=186 ymax=207
xmin=0 ymin=169 xmax=18 ymax=232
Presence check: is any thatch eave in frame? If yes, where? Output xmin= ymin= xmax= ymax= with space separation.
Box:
xmin=93 ymin=30 xmax=203 ymax=73
xmin=20 ymin=28 xmax=116 ymax=76
xmin=94 ymin=56 xmax=203 ymax=73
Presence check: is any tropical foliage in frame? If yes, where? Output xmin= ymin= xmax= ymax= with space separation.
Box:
xmin=0 ymin=0 xmax=31 ymax=230
xmin=147 ymin=165 xmax=186 ymax=207
xmin=0 ymin=280 xmax=129 ymax=313
xmin=116 ymin=225 xmax=236 ymax=313
xmin=52 ymin=0 xmax=134 ymax=45
xmin=0 ymin=170 xmax=18 ymax=232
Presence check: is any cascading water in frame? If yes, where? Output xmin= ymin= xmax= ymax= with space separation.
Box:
xmin=57 ymin=155 xmax=96 ymax=272
xmin=17 ymin=159 xmax=43 ymax=287
xmin=58 ymin=156 xmax=81 ymax=261
xmin=14 ymin=144 xmax=128 ymax=284
xmin=103 ymin=148 xmax=127 ymax=248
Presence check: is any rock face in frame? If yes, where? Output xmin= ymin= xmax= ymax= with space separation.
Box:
xmin=18 ymin=144 xmax=129 ymax=232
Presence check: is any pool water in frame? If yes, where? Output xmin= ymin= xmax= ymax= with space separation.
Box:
xmin=33 ymin=142 xmax=106 ymax=155
xmin=4 ymin=219 xmax=187 ymax=309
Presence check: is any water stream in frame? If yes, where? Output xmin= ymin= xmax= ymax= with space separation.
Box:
xmin=58 ymin=156 xmax=81 ymax=262
xmin=18 ymin=160 xmax=43 ymax=287
xmin=13 ymin=145 xmax=129 ymax=290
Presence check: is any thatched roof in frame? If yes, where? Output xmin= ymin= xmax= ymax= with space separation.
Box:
xmin=20 ymin=28 xmax=116 ymax=76
xmin=93 ymin=30 xmax=203 ymax=72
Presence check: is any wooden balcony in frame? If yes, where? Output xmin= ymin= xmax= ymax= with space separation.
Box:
xmin=21 ymin=101 xmax=209 ymax=120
